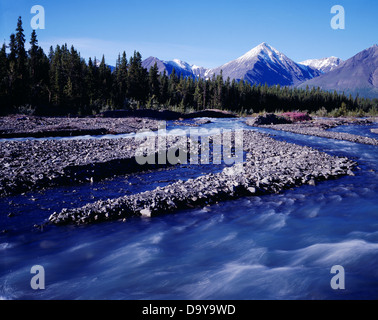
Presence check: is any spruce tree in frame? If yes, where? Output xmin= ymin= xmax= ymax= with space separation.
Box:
xmin=115 ymin=51 xmax=128 ymax=107
xmin=168 ymin=68 xmax=179 ymax=106
xmin=159 ymin=70 xmax=169 ymax=106
xmin=127 ymin=51 xmax=148 ymax=104
xmin=193 ymin=79 xmax=203 ymax=109
xmin=98 ymin=54 xmax=112 ymax=107
xmin=63 ymin=45 xmax=84 ymax=109
xmin=29 ymin=30 xmax=38 ymax=80
xmin=49 ymin=45 xmax=65 ymax=106
xmin=214 ymin=71 xmax=224 ymax=109
xmin=85 ymin=57 xmax=97 ymax=106
xmin=6 ymin=34 xmax=16 ymax=108
xmin=14 ymin=16 xmax=28 ymax=106
xmin=0 ymin=43 xmax=7 ymax=82
xmin=148 ymin=61 xmax=160 ymax=103
xmin=0 ymin=43 xmax=8 ymax=113
xmin=28 ymin=30 xmax=49 ymax=107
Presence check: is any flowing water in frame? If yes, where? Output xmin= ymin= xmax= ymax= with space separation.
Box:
xmin=0 ymin=119 xmax=377 ymax=300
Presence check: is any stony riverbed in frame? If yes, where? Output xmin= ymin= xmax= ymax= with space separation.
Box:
xmin=1 ymin=116 xmax=373 ymax=225
xmin=0 ymin=134 xmax=189 ymax=197
xmin=0 ymin=115 xmax=160 ymax=138
xmin=245 ymin=117 xmax=378 ymax=146
xmin=48 ymin=130 xmax=356 ymax=225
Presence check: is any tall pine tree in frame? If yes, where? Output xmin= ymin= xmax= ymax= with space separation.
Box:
xmin=127 ymin=51 xmax=148 ymax=104
xmin=114 ymin=51 xmax=128 ymax=107
xmin=148 ymin=62 xmax=160 ymax=103
xmin=14 ymin=16 xmax=28 ymax=106
xmin=28 ymin=30 xmax=49 ymax=107
xmin=0 ymin=43 xmax=8 ymax=113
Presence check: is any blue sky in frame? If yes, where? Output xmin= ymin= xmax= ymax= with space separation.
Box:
xmin=1 ymin=0 xmax=377 ymax=68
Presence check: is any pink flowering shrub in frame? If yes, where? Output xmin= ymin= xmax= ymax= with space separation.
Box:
xmin=281 ymin=111 xmax=312 ymax=122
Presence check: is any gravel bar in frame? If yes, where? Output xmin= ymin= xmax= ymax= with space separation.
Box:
xmin=0 ymin=116 xmax=160 ymax=138
xmin=48 ymin=130 xmax=357 ymax=225
xmin=0 ymin=134 xmax=188 ymax=197
xmin=245 ymin=118 xmax=378 ymax=146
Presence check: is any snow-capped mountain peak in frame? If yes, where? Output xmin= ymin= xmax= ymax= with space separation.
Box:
xmin=238 ymin=42 xmax=286 ymax=64
xmin=204 ymin=42 xmax=321 ymax=86
xmin=169 ymin=59 xmax=193 ymax=72
xmin=191 ymin=65 xmax=208 ymax=78
xmin=167 ymin=59 xmax=209 ymax=77
xmin=142 ymin=56 xmax=209 ymax=79
xmin=299 ymin=56 xmax=343 ymax=73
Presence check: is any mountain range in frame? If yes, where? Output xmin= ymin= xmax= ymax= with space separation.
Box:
xmin=204 ymin=43 xmax=321 ymax=86
xmin=142 ymin=57 xmax=207 ymax=79
xmin=142 ymin=43 xmax=378 ymax=98
xmin=298 ymin=45 xmax=378 ymax=98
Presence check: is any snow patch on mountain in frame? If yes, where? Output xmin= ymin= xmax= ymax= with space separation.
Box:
xmin=167 ymin=59 xmax=193 ymax=72
xmin=142 ymin=57 xmax=209 ymax=79
xmin=239 ymin=42 xmax=286 ymax=64
xmin=299 ymin=56 xmax=343 ymax=73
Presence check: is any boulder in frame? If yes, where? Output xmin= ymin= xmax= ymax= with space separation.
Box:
xmin=250 ymin=113 xmax=292 ymax=125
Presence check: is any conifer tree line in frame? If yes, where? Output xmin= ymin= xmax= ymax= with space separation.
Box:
xmin=0 ymin=17 xmax=377 ymax=116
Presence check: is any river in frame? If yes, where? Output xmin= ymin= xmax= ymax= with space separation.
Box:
xmin=0 ymin=118 xmax=377 ymax=299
